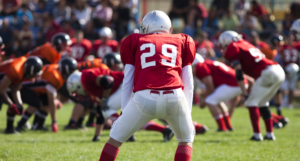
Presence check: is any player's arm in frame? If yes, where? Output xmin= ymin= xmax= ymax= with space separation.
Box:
xmin=11 ymin=83 xmax=23 ymax=106
xmin=121 ymin=64 xmax=134 ymax=112
xmin=181 ymin=65 xmax=194 ymax=112
xmin=0 ymin=75 xmax=14 ymax=107
xmin=46 ymin=84 xmax=58 ymax=132
xmin=233 ymin=61 xmax=248 ymax=98
xmin=201 ymin=76 xmax=215 ymax=96
xmin=95 ymin=75 xmax=114 ymax=110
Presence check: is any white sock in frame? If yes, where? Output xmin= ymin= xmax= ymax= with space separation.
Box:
xmin=254 ymin=133 xmax=263 ymax=139
xmin=266 ymin=132 xmax=275 ymax=138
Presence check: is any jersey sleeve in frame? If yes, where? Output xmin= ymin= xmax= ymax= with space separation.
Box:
xmin=224 ymin=43 xmax=240 ymax=62
xmin=5 ymin=68 xmax=20 ymax=84
xmin=120 ymin=35 xmax=135 ymax=65
xmin=182 ymin=34 xmax=196 ymax=67
xmin=195 ymin=63 xmax=211 ymax=79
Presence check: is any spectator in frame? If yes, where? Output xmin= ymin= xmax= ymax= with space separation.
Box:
xmin=282 ymin=13 xmax=294 ymax=36
xmin=72 ymin=0 xmax=92 ymax=28
xmin=33 ymin=0 xmax=48 ymax=27
xmin=195 ymin=31 xmax=215 ymax=59
xmin=0 ymin=19 xmax=14 ymax=59
xmin=290 ymin=2 xmax=300 ymax=19
xmin=113 ymin=0 xmax=131 ymax=41
xmin=35 ymin=30 xmax=46 ymax=47
xmin=70 ymin=13 xmax=81 ymax=30
xmin=53 ymin=0 xmax=72 ymax=23
xmin=261 ymin=14 xmax=277 ymax=32
xmin=221 ymin=10 xmax=239 ymax=30
xmin=83 ymin=20 xmax=98 ymax=42
xmin=43 ymin=14 xmax=63 ymax=42
xmin=250 ymin=0 xmax=267 ymax=20
xmin=16 ymin=4 xmax=34 ymax=24
xmin=28 ymin=0 xmax=39 ymax=12
xmin=168 ymin=0 xmax=191 ymax=25
xmin=92 ymin=0 xmax=113 ymax=28
xmin=187 ymin=0 xmax=208 ymax=30
xmin=249 ymin=31 xmax=269 ymax=49
xmin=239 ymin=11 xmax=260 ymax=35
xmin=17 ymin=21 xmax=33 ymax=57
xmin=0 ymin=0 xmax=22 ymax=17
xmin=203 ymin=9 xmax=220 ymax=37
xmin=62 ymin=21 xmax=75 ymax=38
xmin=211 ymin=0 xmax=230 ymax=17
xmin=87 ymin=0 xmax=101 ymax=8
xmin=234 ymin=0 xmax=250 ymax=19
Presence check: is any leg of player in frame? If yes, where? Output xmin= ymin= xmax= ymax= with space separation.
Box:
xmin=228 ymin=96 xmax=239 ymax=117
xmin=288 ymin=89 xmax=294 ymax=108
xmin=5 ymin=108 xmax=18 ymax=134
xmin=259 ymin=107 xmax=275 ymax=140
xmin=273 ymin=90 xmax=283 ymax=115
xmin=86 ymin=110 xmax=97 ymax=127
xmin=218 ymin=102 xmax=234 ymax=131
xmin=16 ymin=106 xmax=38 ymax=132
xmin=93 ymin=105 xmax=105 ymax=142
xmin=206 ymin=104 xmax=227 ymax=131
xmin=31 ymin=108 xmax=48 ymax=131
xmin=65 ymin=103 xmax=85 ymax=130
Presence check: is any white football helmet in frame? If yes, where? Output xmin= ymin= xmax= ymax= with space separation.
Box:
xmin=99 ymin=27 xmax=113 ymax=38
xmin=192 ymin=53 xmax=204 ymax=66
xmin=218 ymin=30 xmax=242 ymax=48
xmin=67 ymin=71 xmax=86 ymax=96
xmin=285 ymin=63 xmax=299 ymax=75
xmin=290 ymin=19 xmax=300 ymax=41
xmin=140 ymin=10 xmax=172 ymax=34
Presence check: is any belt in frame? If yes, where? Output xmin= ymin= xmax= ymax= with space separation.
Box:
xmin=150 ymin=90 xmax=174 ymax=95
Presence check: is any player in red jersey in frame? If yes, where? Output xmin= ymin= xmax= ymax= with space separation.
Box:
xmin=92 ymin=27 xmax=118 ymax=59
xmin=195 ymin=31 xmax=215 ymax=59
xmin=70 ymin=30 xmax=92 ymax=62
xmin=193 ymin=54 xmax=249 ymax=131
xmin=0 ymin=56 xmax=43 ymax=134
xmin=15 ymin=58 xmax=78 ymax=133
xmin=219 ymin=30 xmax=285 ymax=141
xmin=98 ymin=10 xmax=195 ymax=161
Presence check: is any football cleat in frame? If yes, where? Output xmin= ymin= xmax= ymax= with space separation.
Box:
xmin=4 ymin=128 xmax=20 ymax=134
xmin=85 ymin=122 xmax=96 ymax=127
xmin=162 ymin=127 xmax=174 ymax=142
xmin=264 ymin=135 xmax=276 ymax=141
xmin=250 ymin=135 xmax=263 ymax=141
xmin=15 ymin=126 xmax=25 ymax=132
xmin=273 ymin=122 xmax=283 ymax=129
xmin=195 ymin=125 xmax=209 ymax=134
xmin=280 ymin=117 xmax=289 ymax=127
xmin=216 ymin=128 xmax=228 ymax=132
xmin=32 ymin=125 xmax=49 ymax=131
xmin=64 ymin=123 xmax=78 ymax=130
xmin=92 ymin=135 xmax=100 ymax=142
xmin=126 ymin=135 xmax=136 ymax=142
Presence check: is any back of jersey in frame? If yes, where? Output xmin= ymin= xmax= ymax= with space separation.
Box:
xmin=121 ymin=33 xmax=195 ymax=92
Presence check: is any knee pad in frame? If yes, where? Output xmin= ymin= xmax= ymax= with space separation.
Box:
xmin=259 ymin=107 xmax=272 ymax=120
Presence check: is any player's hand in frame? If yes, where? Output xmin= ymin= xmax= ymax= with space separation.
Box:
xmin=10 ymin=104 xmax=24 ymax=115
xmin=52 ymin=122 xmax=59 ymax=133
xmin=101 ymin=97 xmax=109 ymax=111
xmin=243 ymin=95 xmax=249 ymax=101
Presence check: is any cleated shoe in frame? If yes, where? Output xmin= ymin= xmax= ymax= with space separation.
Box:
xmin=196 ymin=125 xmax=209 ymax=134
xmin=162 ymin=127 xmax=174 ymax=142
xmin=264 ymin=135 xmax=276 ymax=141
xmin=4 ymin=128 xmax=20 ymax=134
xmin=64 ymin=123 xmax=78 ymax=130
xmin=92 ymin=135 xmax=100 ymax=142
xmin=126 ymin=135 xmax=136 ymax=142
xmin=250 ymin=135 xmax=263 ymax=141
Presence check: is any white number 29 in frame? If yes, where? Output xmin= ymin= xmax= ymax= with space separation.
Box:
xmin=140 ymin=43 xmax=177 ymax=69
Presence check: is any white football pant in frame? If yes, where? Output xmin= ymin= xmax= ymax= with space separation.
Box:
xmin=102 ymin=85 xmax=122 ymax=119
xmin=245 ymin=64 xmax=285 ymax=107
xmin=109 ymin=88 xmax=195 ymax=143
xmin=281 ymin=73 xmax=298 ymax=91
xmin=205 ymin=84 xmax=243 ymax=105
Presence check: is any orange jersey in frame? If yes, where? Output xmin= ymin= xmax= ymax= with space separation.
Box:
xmin=260 ymin=47 xmax=277 ymax=60
xmin=22 ymin=64 xmax=65 ymax=95
xmin=0 ymin=56 xmax=26 ymax=85
xmin=26 ymin=43 xmax=61 ymax=64
xmin=77 ymin=58 xmax=109 ymax=71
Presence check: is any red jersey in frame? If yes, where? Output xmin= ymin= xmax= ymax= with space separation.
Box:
xmin=279 ymin=44 xmax=300 ymax=69
xmin=195 ymin=40 xmax=214 ymax=59
xmin=0 ymin=56 xmax=26 ymax=85
xmin=70 ymin=39 xmax=92 ymax=62
xmin=195 ymin=60 xmax=248 ymax=87
xmin=92 ymin=40 xmax=118 ymax=59
xmin=224 ymin=40 xmax=276 ymax=79
xmin=81 ymin=68 xmax=123 ymax=101
xmin=121 ymin=33 xmax=196 ymax=92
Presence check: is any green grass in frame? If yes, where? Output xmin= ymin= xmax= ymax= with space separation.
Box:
xmin=0 ymin=104 xmax=300 ymax=161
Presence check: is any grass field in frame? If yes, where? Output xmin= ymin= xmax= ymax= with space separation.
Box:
xmin=0 ymin=104 xmax=299 ymax=161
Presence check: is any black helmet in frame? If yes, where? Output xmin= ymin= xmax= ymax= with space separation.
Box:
xmin=269 ymin=34 xmax=284 ymax=46
xmin=24 ymin=56 xmax=43 ymax=79
xmin=51 ymin=33 xmax=72 ymax=52
xmin=0 ymin=36 xmax=3 ymax=47
xmin=59 ymin=57 xmax=78 ymax=79
xmin=103 ymin=53 xmax=122 ymax=69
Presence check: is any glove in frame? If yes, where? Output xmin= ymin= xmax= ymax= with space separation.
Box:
xmin=101 ymin=97 xmax=109 ymax=111
xmin=10 ymin=104 xmax=24 ymax=115
xmin=243 ymin=95 xmax=249 ymax=101
xmin=52 ymin=122 xmax=58 ymax=133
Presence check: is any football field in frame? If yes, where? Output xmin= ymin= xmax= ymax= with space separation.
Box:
xmin=0 ymin=104 xmax=299 ymax=161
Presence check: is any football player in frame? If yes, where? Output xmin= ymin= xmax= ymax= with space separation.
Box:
xmin=0 ymin=36 xmax=5 ymax=61
xmin=70 ymin=30 xmax=92 ymax=62
xmin=260 ymin=34 xmax=284 ymax=61
xmin=26 ymin=33 xmax=72 ymax=64
xmin=219 ymin=31 xmax=285 ymax=141
xmin=0 ymin=56 xmax=43 ymax=134
xmin=15 ymin=58 xmax=78 ymax=133
xmin=99 ymin=10 xmax=195 ymax=161
xmin=192 ymin=54 xmax=250 ymax=131
xmin=92 ymin=27 xmax=118 ymax=59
